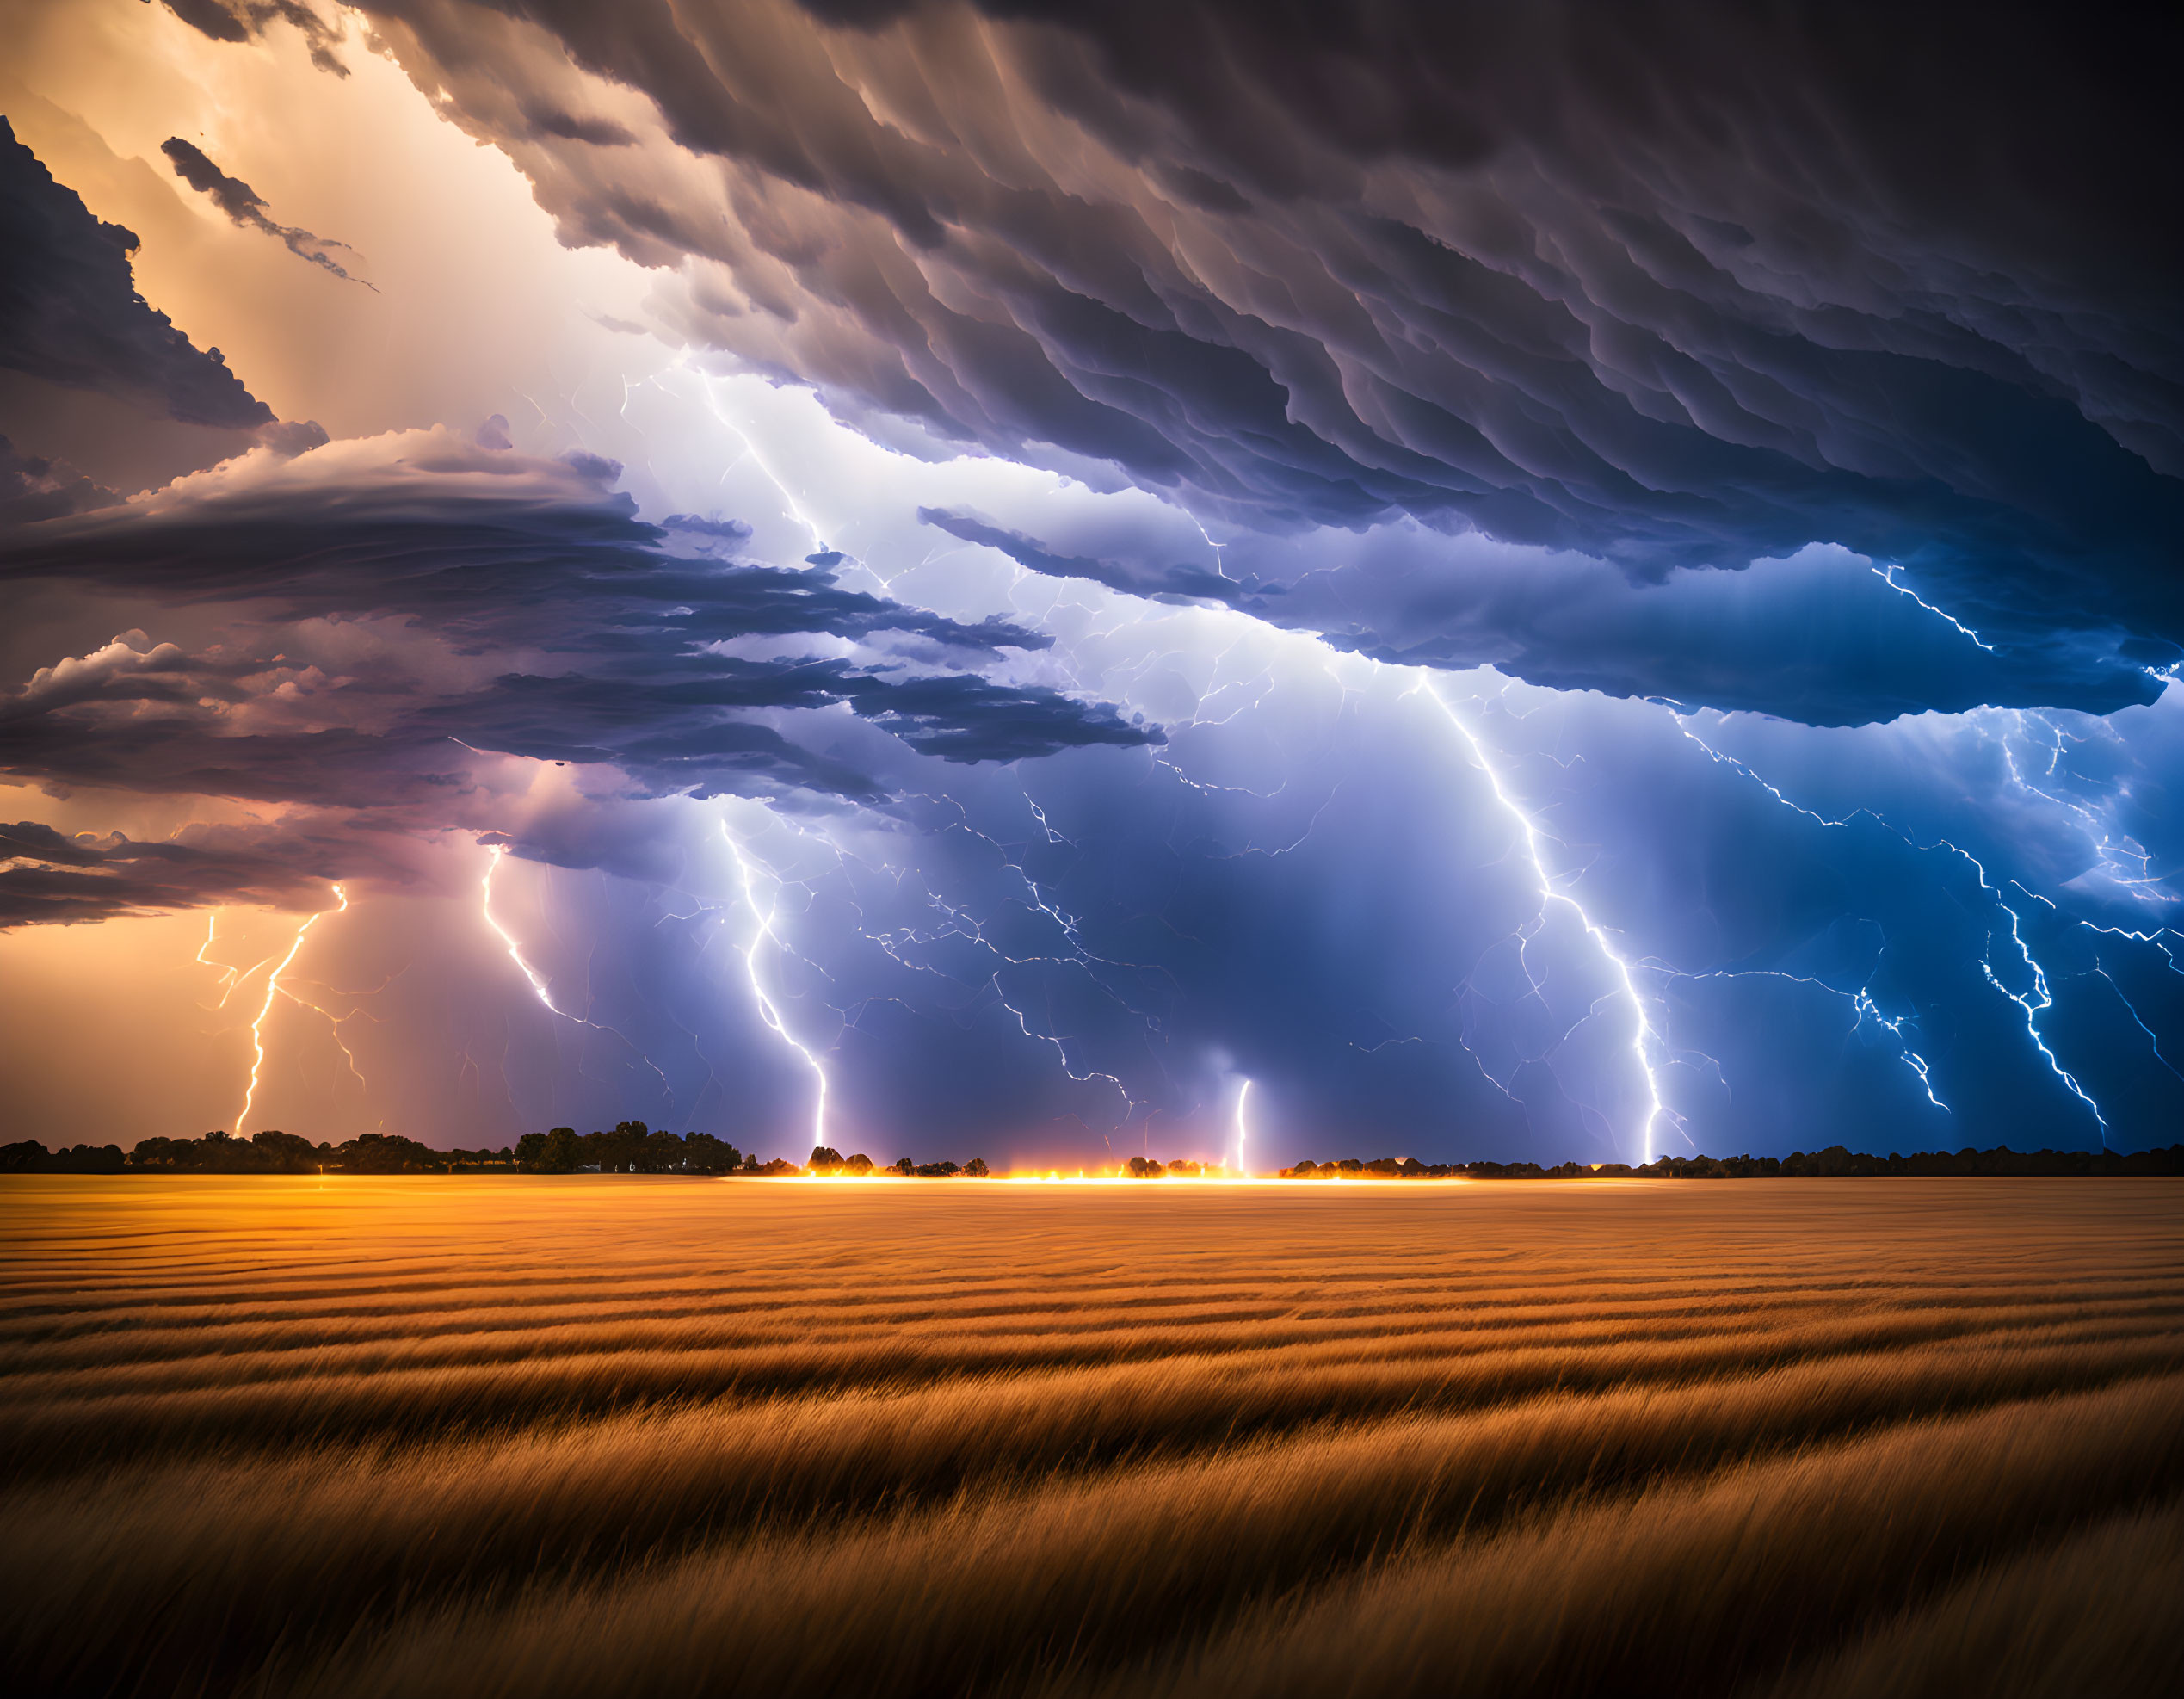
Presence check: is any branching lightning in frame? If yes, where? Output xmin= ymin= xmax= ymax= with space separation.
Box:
xmin=1668 ymin=709 xmax=2120 ymax=1136
xmin=721 ymin=819 xmax=830 ymax=1149
xmin=1423 ymin=679 xmax=1669 ymax=1163
xmin=235 ymin=884 xmax=345 ymax=1133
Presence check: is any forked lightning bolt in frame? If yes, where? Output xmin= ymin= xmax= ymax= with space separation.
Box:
xmin=721 ymin=819 xmax=830 ymax=1149
xmin=1424 ymin=682 xmax=1669 ymax=1162
xmin=235 ymin=884 xmax=347 ymax=1132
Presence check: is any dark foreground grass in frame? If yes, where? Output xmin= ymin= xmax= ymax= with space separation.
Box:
xmin=1 ymin=1176 xmax=2179 ymax=1696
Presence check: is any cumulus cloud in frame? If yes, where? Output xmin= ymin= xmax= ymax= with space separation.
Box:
xmin=0 ymin=435 xmax=122 ymax=526
xmin=0 ymin=118 xmax=273 ymax=429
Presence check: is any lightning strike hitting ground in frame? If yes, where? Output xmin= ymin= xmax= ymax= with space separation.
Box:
xmin=235 ymin=885 xmax=345 ymax=1133
xmin=1422 ymin=679 xmax=1669 ymax=1163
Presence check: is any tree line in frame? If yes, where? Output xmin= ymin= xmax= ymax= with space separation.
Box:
xmin=1280 ymin=1144 xmax=2184 ymax=1178
xmin=510 ymin=1129 xmax=996 ymax=1176
xmin=11 ymin=1132 xmax=2181 ymax=1180
xmin=0 ymin=1126 xmax=1009 ymax=1177
xmin=1 ymin=1130 xmax=512 ymax=1175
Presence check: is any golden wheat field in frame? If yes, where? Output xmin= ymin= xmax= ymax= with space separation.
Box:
xmin=2 ymin=1175 xmax=2181 ymax=1698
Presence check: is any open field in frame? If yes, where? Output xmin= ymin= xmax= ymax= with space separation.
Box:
xmin=3 ymin=1176 xmax=2181 ymax=1697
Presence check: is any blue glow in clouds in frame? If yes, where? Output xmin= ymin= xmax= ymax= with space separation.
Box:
xmin=2 ymin=1 xmax=2179 ymax=1161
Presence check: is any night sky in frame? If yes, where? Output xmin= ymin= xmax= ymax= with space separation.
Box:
xmin=3 ymin=0 xmax=2180 ymax=1165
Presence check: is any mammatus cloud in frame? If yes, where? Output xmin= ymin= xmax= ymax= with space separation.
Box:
xmin=0 ymin=117 xmax=274 ymax=429
xmin=331 ymin=0 xmax=2181 ymax=721
xmin=159 ymin=138 xmax=376 ymax=288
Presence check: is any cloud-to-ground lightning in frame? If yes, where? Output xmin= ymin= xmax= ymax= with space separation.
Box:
xmin=721 ymin=817 xmax=830 ymax=1150
xmin=1423 ymin=679 xmax=1669 ymax=1163
xmin=1231 ymin=1077 xmax=1252 ymax=1177
xmin=235 ymin=884 xmax=346 ymax=1133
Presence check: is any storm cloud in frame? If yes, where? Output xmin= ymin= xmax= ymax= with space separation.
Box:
xmin=0 ymin=117 xmax=274 ymax=429
xmin=4 ymin=3 xmax=2180 ymax=1159
xmin=0 ymin=428 xmax=1158 ymax=908
xmin=333 ymin=0 xmax=2181 ymax=722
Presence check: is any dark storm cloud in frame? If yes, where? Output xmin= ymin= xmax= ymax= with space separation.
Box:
xmin=925 ymin=507 xmax=2159 ymax=724
xmin=0 ymin=432 xmax=1158 ymax=874
xmin=159 ymin=139 xmax=374 ymax=288
xmin=0 ymin=119 xmax=273 ymax=430
xmin=343 ymin=0 xmax=2180 ymax=720
xmin=0 ymin=436 xmax=122 ymax=527
xmin=918 ymin=508 xmax=1249 ymax=608
xmin=153 ymin=0 xmax=353 ymax=77
xmin=0 ymin=819 xmax=337 ymax=924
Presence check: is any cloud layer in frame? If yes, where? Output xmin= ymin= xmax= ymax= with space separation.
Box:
xmin=339 ymin=0 xmax=2181 ymax=720
xmin=0 ymin=116 xmax=274 ymax=429
xmin=3 ymin=9 xmax=2180 ymax=1159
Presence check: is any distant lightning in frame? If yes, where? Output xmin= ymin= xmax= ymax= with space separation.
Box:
xmin=1669 ymin=710 xmax=2113 ymax=1135
xmin=483 ymin=844 xmax=565 ymax=1014
xmin=480 ymin=843 xmax=674 ymax=1094
xmin=235 ymin=885 xmax=345 ymax=1133
xmin=721 ymin=819 xmax=830 ymax=1149
xmin=1231 ymin=1077 xmax=1252 ymax=1177
xmin=1875 ymin=565 xmax=1996 ymax=651
xmin=1423 ymin=681 xmax=1668 ymax=1163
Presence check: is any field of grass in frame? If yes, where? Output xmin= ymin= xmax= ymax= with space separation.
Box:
xmin=2 ymin=1174 xmax=2180 ymax=1697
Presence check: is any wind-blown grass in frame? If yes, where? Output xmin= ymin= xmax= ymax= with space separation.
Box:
xmin=0 ymin=1175 xmax=2177 ymax=1696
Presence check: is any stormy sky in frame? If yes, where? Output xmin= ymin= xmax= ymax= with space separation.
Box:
xmin=2 ymin=0 xmax=2179 ymax=1163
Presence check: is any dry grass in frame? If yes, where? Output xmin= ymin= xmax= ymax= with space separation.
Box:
xmin=1 ymin=1176 xmax=2178 ymax=1696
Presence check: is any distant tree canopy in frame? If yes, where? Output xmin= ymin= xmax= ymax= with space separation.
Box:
xmin=2 ymin=1140 xmax=124 ymax=1174
xmin=1279 ymin=1146 xmax=2184 ymax=1179
xmin=14 ymin=1133 xmax=2181 ymax=1183
xmin=68 ymin=1131 xmax=518 ymax=1174
xmin=513 ymin=1125 xmax=744 ymax=1175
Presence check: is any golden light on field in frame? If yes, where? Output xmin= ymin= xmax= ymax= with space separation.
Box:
xmin=3 ymin=1175 xmax=2181 ymax=1696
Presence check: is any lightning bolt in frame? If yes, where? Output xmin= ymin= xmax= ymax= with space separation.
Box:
xmin=1876 ymin=564 xmax=1997 ymax=651
xmin=1669 ymin=710 xmax=2112 ymax=1136
xmin=1424 ymin=680 xmax=1668 ymax=1163
xmin=1231 ymin=1077 xmax=1252 ymax=1177
xmin=236 ymin=884 xmax=345 ymax=1133
xmin=483 ymin=843 xmax=566 ymax=1015
xmin=481 ymin=843 xmax=674 ymax=1097
xmin=721 ymin=818 xmax=830 ymax=1149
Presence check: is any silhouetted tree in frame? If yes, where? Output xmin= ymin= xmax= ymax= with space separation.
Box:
xmin=684 ymin=1133 xmax=743 ymax=1173
xmin=963 ymin=1158 xmax=989 ymax=1177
